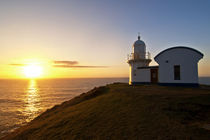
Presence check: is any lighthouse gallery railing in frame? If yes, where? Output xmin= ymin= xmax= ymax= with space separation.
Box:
xmin=127 ymin=52 xmax=151 ymax=61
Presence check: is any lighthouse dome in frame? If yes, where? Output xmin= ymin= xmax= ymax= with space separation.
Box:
xmin=132 ymin=35 xmax=146 ymax=59
xmin=133 ymin=36 xmax=146 ymax=47
xmin=133 ymin=39 xmax=145 ymax=47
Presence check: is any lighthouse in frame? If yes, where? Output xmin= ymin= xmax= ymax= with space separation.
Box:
xmin=127 ymin=34 xmax=203 ymax=86
xmin=127 ymin=35 xmax=152 ymax=85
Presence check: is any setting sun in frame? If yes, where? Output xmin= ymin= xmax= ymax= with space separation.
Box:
xmin=23 ymin=65 xmax=43 ymax=78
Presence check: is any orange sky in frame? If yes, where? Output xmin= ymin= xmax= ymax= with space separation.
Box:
xmin=0 ymin=1 xmax=210 ymax=79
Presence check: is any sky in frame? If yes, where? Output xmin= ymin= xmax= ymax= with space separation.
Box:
xmin=0 ymin=0 xmax=210 ymax=78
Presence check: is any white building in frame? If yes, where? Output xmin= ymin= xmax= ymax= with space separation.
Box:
xmin=127 ymin=35 xmax=204 ymax=86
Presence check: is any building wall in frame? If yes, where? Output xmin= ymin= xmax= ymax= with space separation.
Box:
xmin=129 ymin=62 xmax=151 ymax=84
xmin=129 ymin=65 xmax=132 ymax=85
xmin=155 ymin=47 xmax=203 ymax=84
xmin=132 ymin=68 xmax=151 ymax=83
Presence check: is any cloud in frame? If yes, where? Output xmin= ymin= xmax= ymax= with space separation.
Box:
xmin=53 ymin=60 xmax=108 ymax=68
xmin=53 ymin=61 xmax=78 ymax=65
xmin=9 ymin=60 xmax=109 ymax=69
xmin=53 ymin=65 xmax=108 ymax=68
xmin=9 ymin=63 xmax=26 ymax=66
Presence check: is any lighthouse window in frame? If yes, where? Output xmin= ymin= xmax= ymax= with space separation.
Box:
xmin=174 ymin=65 xmax=180 ymax=80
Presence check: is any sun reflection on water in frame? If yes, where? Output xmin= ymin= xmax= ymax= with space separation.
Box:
xmin=23 ymin=79 xmax=42 ymax=122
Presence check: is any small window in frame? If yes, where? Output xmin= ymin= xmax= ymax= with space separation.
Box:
xmin=174 ymin=65 xmax=180 ymax=80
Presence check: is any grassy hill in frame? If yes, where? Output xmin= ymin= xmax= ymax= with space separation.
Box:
xmin=4 ymin=83 xmax=210 ymax=140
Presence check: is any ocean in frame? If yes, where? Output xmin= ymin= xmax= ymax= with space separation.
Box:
xmin=0 ymin=78 xmax=128 ymax=137
xmin=0 ymin=77 xmax=209 ymax=137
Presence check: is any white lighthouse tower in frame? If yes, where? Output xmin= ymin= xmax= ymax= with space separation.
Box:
xmin=127 ymin=34 xmax=152 ymax=85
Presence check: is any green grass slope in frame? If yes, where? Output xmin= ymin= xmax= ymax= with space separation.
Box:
xmin=4 ymin=83 xmax=210 ymax=140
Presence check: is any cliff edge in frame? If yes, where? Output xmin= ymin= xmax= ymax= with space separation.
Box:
xmin=4 ymin=83 xmax=210 ymax=140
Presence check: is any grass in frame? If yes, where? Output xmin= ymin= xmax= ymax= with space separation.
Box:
xmin=3 ymin=83 xmax=210 ymax=140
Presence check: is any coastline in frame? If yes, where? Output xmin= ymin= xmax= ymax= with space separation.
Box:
xmin=3 ymin=83 xmax=210 ymax=139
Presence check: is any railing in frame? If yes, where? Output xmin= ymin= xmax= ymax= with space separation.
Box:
xmin=127 ymin=52 xmax=151 ymax=61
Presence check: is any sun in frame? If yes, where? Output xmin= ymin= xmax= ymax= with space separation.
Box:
xmin=23 ymin=64 xmax=43 ymax=78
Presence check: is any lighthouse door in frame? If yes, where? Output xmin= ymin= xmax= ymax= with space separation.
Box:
xmin=150 ymin=69 xmax=158 ymax=83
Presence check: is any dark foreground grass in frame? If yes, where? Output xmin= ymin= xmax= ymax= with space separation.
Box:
xmin=3 ymin=83 xmax=210 ymax=140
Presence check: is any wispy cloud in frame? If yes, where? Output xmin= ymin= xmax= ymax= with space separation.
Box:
xmin=9 ymin=63 xmax=26 ymax=66
xmin=9 ymin=61 xmax=109 ymax=69
xmin=53 ymin=60 xmax=108 ymax=68
xmin=53 ymin=65 xmax=108 ymax=68
xmin=53 ymin=61 xmax=78 ymax=65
